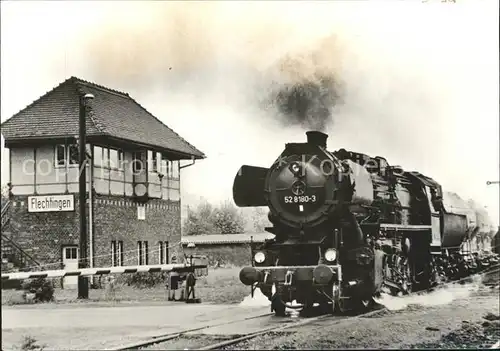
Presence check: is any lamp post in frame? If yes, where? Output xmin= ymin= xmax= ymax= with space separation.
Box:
xmin=78 ymin=93 xmax=94 ymax=299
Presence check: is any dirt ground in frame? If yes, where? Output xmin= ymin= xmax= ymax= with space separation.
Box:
xmin=233 ymin=284 xmax=500 ymax=350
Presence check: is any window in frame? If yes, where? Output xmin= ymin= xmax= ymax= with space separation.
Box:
xmin=56 ymin=145 xmax=66 ymax=166
xmin=112 ymin=241 xmax=116 ymax=266
xmin=119 ymin=241 xmax=124 ymax=266
xmin=137 ymin=241 xmax=143 ymax=265
xmin=55 ymin=144 xmax=79 ymax=167
xmin=137 ymin=241 xmax=148 ymax=265
xmin=144 ymin=241 xmax=149 ymax=265
xmin=159 ymin=242 xmax=164 ymax=264
xmin=65 ymin=247 xmax=78 ymax=259
xmin=154 ymin=152 xmax=161 ymax=173
xmin=164 ymin=241 xmax=169 ymax=264
xmin=109 ymin=148 xmax=124 ymax=169
xmin=92 ymin=146 xmax=123 ymax=169
xmin=137 ymin=205 xmax=146 ymax=220
xmin=147 ymin=150 xmax=153 ymax=171
xmin=161 ymin=154 xmax=168 ymax=175
xmin=149 ymin=151 xmax=162 ymax=173
xmin=169 ymin=179 xmax=180 ymax=201
xmin=68 ymin=145 xmax=79 ymax=165
xmin=102 ymin=147 xmax=109 ymax=168
xmin=159 ymin=241 xmax=169 ymax=264
xmin=111 ymin=240 xmax=123 ymax=267
xmin=94 ymin=146 xmax=103 ymax=167
xmin=132 ymin=152 xmax=143 ymax=173
xmin=172 ymin=161 xmax=179 ymax=179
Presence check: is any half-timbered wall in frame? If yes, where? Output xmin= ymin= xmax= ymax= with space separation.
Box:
xmin=9 ymin=144 xmax=180 ymax=202
xmin=10 ymin=144 xmax=91 ymax=195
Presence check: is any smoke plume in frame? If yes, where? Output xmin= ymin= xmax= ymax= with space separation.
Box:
xmin=270 ymin=77 xmax=342 ymax=132
xmin=261 ymin=33 xmax=346 ymax=131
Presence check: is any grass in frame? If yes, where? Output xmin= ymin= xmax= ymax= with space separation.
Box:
xmin=1 ymin=267 xmax=251 ymax=306
xmin=12 ymin=336 xmax=46 ymax=351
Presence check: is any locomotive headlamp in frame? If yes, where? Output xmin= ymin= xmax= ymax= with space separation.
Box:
xmin=290 ymin=162 xmax=301 ymax=175
xmin=324 ymin=248 xmax=337 ymax=262
xmin=254 ymin=251 xmax=266 ymax=263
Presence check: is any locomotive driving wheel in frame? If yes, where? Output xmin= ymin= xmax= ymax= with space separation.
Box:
xmin=399 ymin=257 xmax=413 ymax=295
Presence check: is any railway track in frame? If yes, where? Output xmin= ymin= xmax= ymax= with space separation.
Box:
xmin=109 ymin=306 xmax=385 ymax=351
xmin=106 ymin=311 xmax=275 ymax=350
xmin=109 ymin=266 xmax=499 ymax=351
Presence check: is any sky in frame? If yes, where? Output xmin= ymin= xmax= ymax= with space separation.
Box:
xmin=1 ymin=0 xmax=499 ymax=226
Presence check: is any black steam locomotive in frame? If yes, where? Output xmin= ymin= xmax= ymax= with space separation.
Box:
xmin=234 ymin=131 xmax=499 ymax=316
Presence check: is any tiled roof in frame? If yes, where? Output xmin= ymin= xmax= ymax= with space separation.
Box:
xmin=181 ymin=233 xmax=275 ymax=245
xmin=1 ymin=77 xmax=205 ymax=159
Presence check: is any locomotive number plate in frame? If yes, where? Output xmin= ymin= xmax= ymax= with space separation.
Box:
xmin=284 ymin=195 xmax=317 ymax=204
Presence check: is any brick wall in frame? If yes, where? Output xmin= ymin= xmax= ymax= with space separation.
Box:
xmin=182 ymin=243 xmax=254 ymax=267
xmin=3 ymin=194 xmax=182 ymax=270
xmin=92 ymin=193 xmax=181 ymax=267
xmin=4 ymin=196 xmax=80 ymax=270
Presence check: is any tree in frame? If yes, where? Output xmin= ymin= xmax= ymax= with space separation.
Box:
xmin=250 ymin=207 xmax=270 ymax=232
xmin=212 ymin=201 xmax=246 ymax=234
xmin=241 ymin=207 xmax=270 ymax=232
xmin=182 ymin=199 xmax=246 ymax=235
xmin=183 ymin=201 xmax=216 ymax=236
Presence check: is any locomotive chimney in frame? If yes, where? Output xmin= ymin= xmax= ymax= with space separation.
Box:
xmin=306 ymin=131 xmax=328 ymax=148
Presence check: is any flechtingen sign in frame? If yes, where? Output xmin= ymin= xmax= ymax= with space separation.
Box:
xmin=28 ymin=195 xmax=75 ymax=213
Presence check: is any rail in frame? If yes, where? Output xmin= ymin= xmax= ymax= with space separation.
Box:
xmin=1 ymin=200 xmax=42 ymax=270
xmin=1 ymin=200 xmax=11 ymax=227
xmin=1 ymin=232 xmax=41 ymax=270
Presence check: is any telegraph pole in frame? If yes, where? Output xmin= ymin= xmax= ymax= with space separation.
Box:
xmin=78 ymin=93 xmax=94 ymax=299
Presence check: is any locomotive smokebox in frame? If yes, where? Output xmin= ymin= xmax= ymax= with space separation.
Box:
xmin=306 ymin=131 xmax=328 ymax=148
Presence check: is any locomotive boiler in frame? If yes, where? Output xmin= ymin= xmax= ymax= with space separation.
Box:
xmin=233 ymin=131 xmax=499 ymax=316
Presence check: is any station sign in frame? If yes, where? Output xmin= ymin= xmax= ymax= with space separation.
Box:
xmin=28 ymin=194 xmax=75 ymax=213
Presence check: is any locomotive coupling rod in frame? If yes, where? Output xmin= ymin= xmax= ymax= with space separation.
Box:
xmin=284 ymin=270 xmax=294 ymax=286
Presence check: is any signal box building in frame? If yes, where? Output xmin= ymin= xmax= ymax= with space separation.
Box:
xmin=1 ymin=77 xmax=205 ymax=284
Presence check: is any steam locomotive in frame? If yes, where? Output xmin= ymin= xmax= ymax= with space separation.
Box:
xmin=233 ymin=131 xmax=499 ymax=316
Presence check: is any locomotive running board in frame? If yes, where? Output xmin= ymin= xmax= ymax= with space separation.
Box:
xmin=380 ymin=224 xmax=432 ymax=231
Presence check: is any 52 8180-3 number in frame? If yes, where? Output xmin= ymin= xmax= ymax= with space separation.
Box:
xmin=284 ymin=195 xmax=317 ymax=204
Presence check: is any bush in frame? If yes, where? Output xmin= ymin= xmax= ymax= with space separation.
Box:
xmin=19 ymin=336 xmax=45 ymax=351
xmin=121 ymin=272 xmax=167 ymax=289
xmin=20 ymin=278 xmax=54 ymax=303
